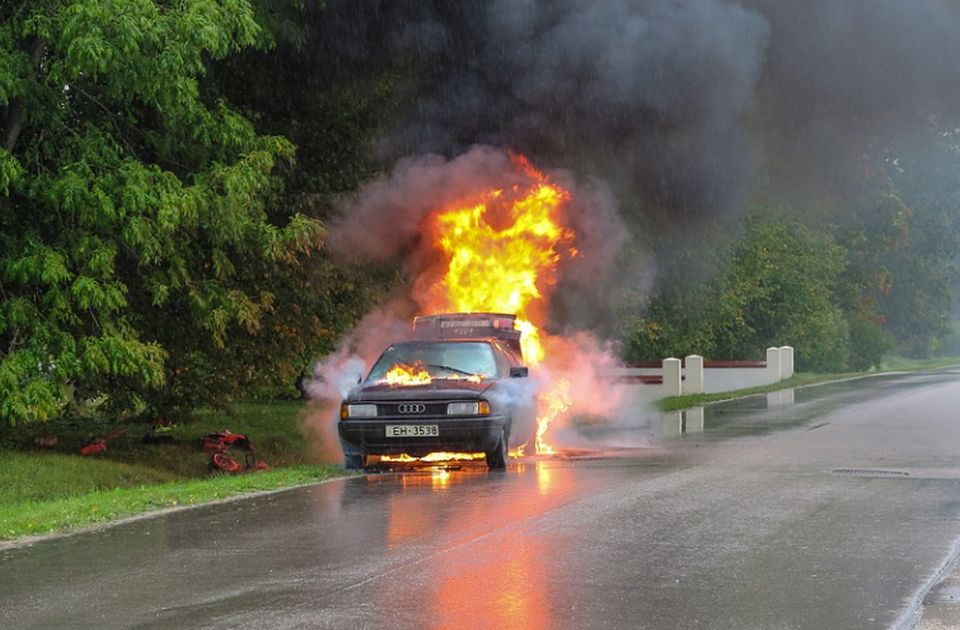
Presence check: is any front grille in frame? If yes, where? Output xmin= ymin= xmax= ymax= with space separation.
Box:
xmin=376 ymin=402 xmax=449 ymax=417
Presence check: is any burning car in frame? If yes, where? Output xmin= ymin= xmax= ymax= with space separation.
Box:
xmin=338 ymin=313 xmax=536 ymax=470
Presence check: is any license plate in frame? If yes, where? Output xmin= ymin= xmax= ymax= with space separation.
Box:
xmin=385 ymin=425 xmax=439 ymax=438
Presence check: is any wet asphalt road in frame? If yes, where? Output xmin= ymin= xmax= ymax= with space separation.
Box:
xmin=4 ymin=370 xmax=960 ymax=629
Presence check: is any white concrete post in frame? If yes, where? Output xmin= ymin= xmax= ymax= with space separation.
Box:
xmin=684 ymin=355 xmax=704 ymax=394
xmin=779 ymin=346 xmax=795 ymax=378
xmin=766 ymin=347 xmax=782 ymax=383
xmin=662 ymin=357 xmax=682 ymax=397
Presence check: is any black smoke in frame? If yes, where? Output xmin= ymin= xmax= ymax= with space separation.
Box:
xmin=382 ymin=0 xmax=770 ymax=219
xmin=747 ymin=0 xmax=960 ymax=201
xmin=299 ymin=0 xmax=960 ymax=221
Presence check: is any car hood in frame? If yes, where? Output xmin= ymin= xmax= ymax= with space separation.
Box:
xmin=347 ymin=379 xmax=495 ymax=402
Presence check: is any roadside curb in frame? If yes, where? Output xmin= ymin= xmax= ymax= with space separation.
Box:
xmin=895 ymin=535 xmax=960 ymax=630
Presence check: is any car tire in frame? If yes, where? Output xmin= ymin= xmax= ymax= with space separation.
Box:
xmin=344 ymin=453 xmax=366 ymax=470
xmin=485 ymin=427 xmax=508 ymax=471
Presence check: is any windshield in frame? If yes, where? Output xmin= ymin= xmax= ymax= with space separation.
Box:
xmin=367 ymin=341 xmax=499 ymax=383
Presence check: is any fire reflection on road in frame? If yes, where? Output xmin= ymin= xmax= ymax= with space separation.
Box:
xmin=430 ymin=528 xmax=551 ymax=630
xmin=353 ymin=461 xmax=574 ymax=629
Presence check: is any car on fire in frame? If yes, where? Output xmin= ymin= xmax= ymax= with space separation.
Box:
xmin=338 ymin=313 xmax=536 ymax=470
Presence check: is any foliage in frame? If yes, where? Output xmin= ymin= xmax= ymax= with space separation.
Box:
xmin=190 ymin=1 xmax=411 ymax=402
xmin=625 ymin=216 xmax=852 ymax=372
xmin=846 ymin=318 xmax=893 ymax=371
xmin=0 ymin=1 xmax=326 ymax=423
xmin=715 ymin=217 xmax=851 ymax=371
xmin=881 ymin=131 xmax=960 ymax=357
xmin=623 ymin=144 xmax=960 ymax=372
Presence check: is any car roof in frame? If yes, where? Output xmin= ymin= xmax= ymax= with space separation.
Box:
xmin=387 ymin=338 xmax=497 ymax=348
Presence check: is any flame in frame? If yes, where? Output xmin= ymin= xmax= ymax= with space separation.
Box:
xmin=381 ymin=452 xmax=485 ymax=463
xmin=380 ymin=448 xmax=526 ymax=464
xmin=418 ymin=155 xmax=575 ymax=453
xmin=534 ymin=378 xmax=570 ymax=455
xmin=384 ymin=362 xmax=432 ymax=386
xmin=383 ymin=362 xmax=485 ymax=387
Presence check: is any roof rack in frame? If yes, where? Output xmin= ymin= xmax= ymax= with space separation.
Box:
xmin=412 ymin=313 xmax=523 ymax=357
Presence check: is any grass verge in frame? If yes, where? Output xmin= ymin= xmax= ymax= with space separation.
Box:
xmin=658 ymin=357 xmax=960 ymax=412
xmin=0 ymin=464 xmax=343 ymax=541
xmin=877 ymin=356 xmax=960 ymax=371
xmin=0 ymin=401 xmax=347 ymax=542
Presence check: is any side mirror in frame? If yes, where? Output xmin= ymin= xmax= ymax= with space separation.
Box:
xmin=355 ymin=374 xmax=362 ymax=385
xmin=509 ymin=366 xmax=529 ymax=378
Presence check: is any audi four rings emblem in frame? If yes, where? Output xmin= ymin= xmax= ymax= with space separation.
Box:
xmin=397 ymin=403 xmax=426 ymax=414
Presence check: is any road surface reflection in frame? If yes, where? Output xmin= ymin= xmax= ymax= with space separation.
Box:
xmin=338 ymin=461 xmax=575 ymax=629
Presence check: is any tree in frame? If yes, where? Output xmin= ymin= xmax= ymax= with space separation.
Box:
xmin=0 ymin=0 xmax=323 ymax=424
xmin=623 ymin=216 xmax=853 ymax=372
xmin=882 ymin=131 xmax=960 ymax=357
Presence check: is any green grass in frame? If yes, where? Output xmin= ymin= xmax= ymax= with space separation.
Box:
xmin=108 ymin=401 xmax=317 ymax=477
xmin=0 ymin=465 xmax=343 ymax=540
xmin=0 ymin=452 xmax=179 ymax=505
xmin=878 ymin=355 xmax=960 ymax=371
xmin=658 ymin=357 xmax=960 ymax=412
xmin=0 ymin=401 xmax=347 ymax=541
xmin=657 ymin=373 xmax=853 ymax=411
xmin=0 ymin=401 xmax=317 ymax=477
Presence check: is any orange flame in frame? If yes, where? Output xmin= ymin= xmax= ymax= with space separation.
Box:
xmin=381 ymin=452 xmax=485 ymax=463
xmin=533 ymin=378 xmax=571 ymax=454
xmin=380 ymin=448 xmax=526 ymax=464
xmin=384 ymin=362 xmax=432 ymax=386
xmin=418 ymin=155 xmax=575 ymax=453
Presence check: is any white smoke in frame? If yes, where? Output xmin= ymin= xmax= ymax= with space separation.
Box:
xmin=305 ymin=351 xmax=366 ymax=400
xmin=301 ymin=304 xmax=414 ymax=462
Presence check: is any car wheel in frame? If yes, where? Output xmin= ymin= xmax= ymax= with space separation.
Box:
xmin=344 ymin=453 xmax=366 ymax=470
xmin=485 ymin=427 xmax=508 ymax=471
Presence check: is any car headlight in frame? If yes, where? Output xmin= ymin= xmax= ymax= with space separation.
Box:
xmin=341 ymin=404 xmax=377 ymax=419
xmin=447 ymin=401 xmax=491 ymax=416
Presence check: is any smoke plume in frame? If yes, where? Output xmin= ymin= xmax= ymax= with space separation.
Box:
xmin=301 ymin=0 xmax=960 ymax=222
xmin=747 ymin=0 xmax=960 ymax=200
xmin=384 ymin=0 xmax=769 ymax=218
xmin=329 ymin=145 xmax=624 ymax=331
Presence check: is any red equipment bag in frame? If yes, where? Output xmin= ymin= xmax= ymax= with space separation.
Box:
xmin=80 ymin=438 xmax=107 ymax=456
xmin=210 ymin=453 xmax=243 ymax=474
xmin=201 ymin=431 xmax=251 ymax=453
xmin=204 ymin=430 xmax=269 ymax=473
xmin=79 ymin=427 xmax=126 ymax=456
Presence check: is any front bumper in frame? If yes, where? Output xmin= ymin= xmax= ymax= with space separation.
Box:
xmin=338 ymin=414 xmax=508 ymax=456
